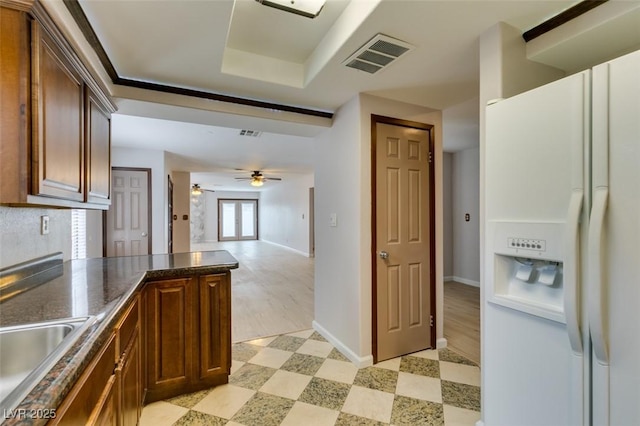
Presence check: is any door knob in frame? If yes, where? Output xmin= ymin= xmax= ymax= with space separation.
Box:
xmin=141 ymin=232 xmax=148 ymax=237
xmin=379 ymin=251 xmax=389 ymax=260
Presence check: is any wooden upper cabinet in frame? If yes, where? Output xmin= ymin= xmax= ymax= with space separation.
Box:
xmin=31 ymin=21 xmax=85 ymax=202
xmin=85 ymin=87 xmax=111 ymax=205
xmin=0 ymin=2 xmax=115 ymax=209
xmin=0 ymin=7 xmax=31 ymax=204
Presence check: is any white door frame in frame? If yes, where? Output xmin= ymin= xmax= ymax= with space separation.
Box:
xmin=217 ymin=198 xmax=259 ymax=241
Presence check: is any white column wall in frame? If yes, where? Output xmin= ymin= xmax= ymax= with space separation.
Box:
xmin=259 ymin=174 xmax=314 ymax=256
xmin=314 ymin=93 xmax=444 ymax=365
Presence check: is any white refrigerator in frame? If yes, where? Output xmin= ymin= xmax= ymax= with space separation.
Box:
xmin=482 ymin=49 xmax=640 ymax=426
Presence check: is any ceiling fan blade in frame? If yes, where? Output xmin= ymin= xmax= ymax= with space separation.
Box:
xmin=264 ymin=177 xmax=282 ymax=181
xmin=235 ymin=177 xmax=252 ymax=180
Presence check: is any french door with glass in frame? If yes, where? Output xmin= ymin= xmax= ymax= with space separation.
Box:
xmin=218 ymin=199 xmax=258 ymax=241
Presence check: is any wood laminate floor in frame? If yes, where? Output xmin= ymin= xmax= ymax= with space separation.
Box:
xmin=192 ymin=241 xmax=314 ymax=343
xmin=443 ymin=281 xmax=480 ymax=365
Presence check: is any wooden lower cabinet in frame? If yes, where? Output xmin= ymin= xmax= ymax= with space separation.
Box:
xmin=116 ymin=295 xmax=142 ymax=426
xmin=51 ymin=334 xmax=117 ymax=425
xmin=198 ymin=273 xmax=231 ymax=382
xmin=145 ymin=277 xmax=193 ymax=402
xmin=52 ymin=272 xmax=231 ymax=423
xmin=145 ymin=273 xmax=231 ymax=403
xmin=119 ymin=329 xmax=141 ymax=426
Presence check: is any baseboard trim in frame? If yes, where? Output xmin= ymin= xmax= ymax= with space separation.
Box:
xmin=475 ymin=420 xmax=485 ymax=426
xmin=437 ymin=337 xmax=448 ymax=349
xmin=312 ymin=321 xmax=373 ymax=368
xmin=260 ymin=239 xmax=311 ymax=257
xmin=444 ymin=275 xmax=454 ymax=282
xmin=450 ymin=276 xmax=480 ymax=287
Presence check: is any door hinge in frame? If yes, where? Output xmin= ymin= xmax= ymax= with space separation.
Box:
xmin=428 ymin=151 xmax=433 ymax=163
xmin=430 ymin=315 xmax=434 ymax=327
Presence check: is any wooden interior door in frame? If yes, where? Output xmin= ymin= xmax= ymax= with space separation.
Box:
xmin=105 ymin=168 xmax=151 ymax=256
xmin=373 ymin=116 xmax=436 ymax=362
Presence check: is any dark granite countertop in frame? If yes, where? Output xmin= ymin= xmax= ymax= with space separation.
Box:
xmin=0 ymin=251 xmax=238 ymax=425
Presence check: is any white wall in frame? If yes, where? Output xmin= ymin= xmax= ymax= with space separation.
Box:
xmin=452 ymin=148 xmax=480 ymax=286
xmin=0 ymin=206 xmax=71 ymax=268
xmin=442 ymin=153 xmax=453 ymax=278
xmin=259 ymin=174 xmax=314 ymax=255
xmin=86 ymin=209 xmax=103 ymax=258
xmin=112 ymin=147 xmax=168 ymax=254
xmin=314 ymin=93 xmax=444 ymax=365
xmin=171 ymin=171 xmax=191 ymax=253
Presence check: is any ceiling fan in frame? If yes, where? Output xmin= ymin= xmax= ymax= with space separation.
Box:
xmin=235 ymin=170 xmax=282 ymax=187
xmin=191 ymin=184 xmax=216 ymax=195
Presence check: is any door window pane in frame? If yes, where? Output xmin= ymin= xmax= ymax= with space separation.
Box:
xmin=241 ymin=202 xmax=255 ymax=237
xmin=222 ymin=203 xmax=237 ymax=238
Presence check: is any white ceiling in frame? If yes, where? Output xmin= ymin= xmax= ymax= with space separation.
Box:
xmin=75 ymin=0 xmax=584 ymax=190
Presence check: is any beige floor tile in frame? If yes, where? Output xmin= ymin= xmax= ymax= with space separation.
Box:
xmin=396 ymin=371 xmax=443 ymax=403
xmin=287 ymin=329 xmax=315 ymax=339
xmin=231 ymin=359 xmax=245 ymax=375
xmin=280 ymin=401 xmax=340 ymax=426
xmin=191 ymin=384 xmax=256 ymax=419
xmin=259 ymin=369 xmax=313 ymax=400
xmin=439 ymin=361 xmax=480 ymax=386
xmin=443 ymin=404 xmax=481 ymax=426
xmin=225 ymin=422 xmax=245 ymax=426
xmin=296 ymin=339 xmax=333 ymax=358
xmin=315 ymin=358 xmax=359 ymax=384
xmin=139 ymin=401 xmax=189 ymax=426
xmin=245 ymin=335 xmax=278 ymax=346
xmin=342 ymin=385 xmax=395 ymax=424
xmin=374 ymin=357 xmax=401 ymax=371
xmin=248 ymin=347 xmax=293 ymax=369
xmin=410 ymin=349 xmax=440 ymax=360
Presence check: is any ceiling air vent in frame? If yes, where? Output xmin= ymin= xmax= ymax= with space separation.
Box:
xmin=239 ymin=130 xmax=261 ymax=137
xmin=343 ymin=34 xmax=414 ymax=74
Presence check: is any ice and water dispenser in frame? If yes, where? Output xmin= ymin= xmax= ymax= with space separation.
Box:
xmin=488 ymin=221 xmax=566 ymax=323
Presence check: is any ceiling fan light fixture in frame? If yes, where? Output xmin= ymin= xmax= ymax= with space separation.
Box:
xmin=250 ymin=177 xmax=264 ymax=187
xmin=191 ymin=184 xmax=203 ymax=195
xmin=256 ymin=0 xmax=325 ymax=19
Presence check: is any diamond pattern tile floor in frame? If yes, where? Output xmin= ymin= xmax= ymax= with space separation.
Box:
xmin=140 ymin=330 xmax=481 ymax=425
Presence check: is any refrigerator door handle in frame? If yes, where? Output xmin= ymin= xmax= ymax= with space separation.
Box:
xmin=564 ymin=189 xmax=584 ymax=355
xmin=588 ymin=186 xmax=609 ymax=365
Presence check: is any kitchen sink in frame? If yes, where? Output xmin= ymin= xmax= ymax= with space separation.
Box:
xmin=0 ymin=317 xmax=95 ymax=411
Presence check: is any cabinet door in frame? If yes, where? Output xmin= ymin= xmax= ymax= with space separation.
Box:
xmin=85 ymin=87 xmax=111 ymax=205
xmin=145 ymin=277 xmax=194 ymax=402
xmin=31 ymin=22 xmax=84 ymax=201
xmin=51 ymin=334 xmax=117 ymax=425
xmin=198 ymin=273 xmax=231 ymax=380
xmin=120 ymin=329 xmax=141 ymax=426
xmin=87 ymin=374 xmax=118 ymax=426
xmin=0 ymin=7 xmax=30 ymax=204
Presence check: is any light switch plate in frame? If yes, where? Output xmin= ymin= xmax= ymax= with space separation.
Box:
xmin=329 ymin=213 xmax=337 ymax=227
xmin=41 ymin=215 xmax=50 ymax=235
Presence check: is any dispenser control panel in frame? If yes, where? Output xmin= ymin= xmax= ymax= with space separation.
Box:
xmin=508 ymin=237 xmax=546 ymax=251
